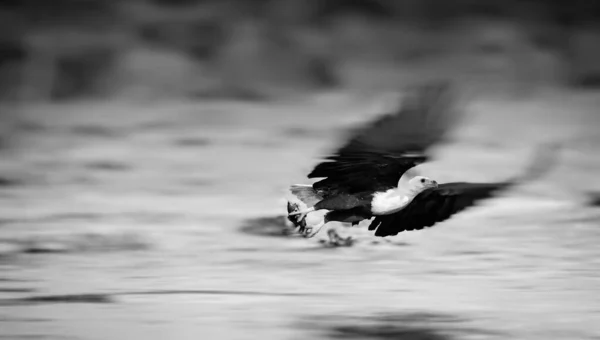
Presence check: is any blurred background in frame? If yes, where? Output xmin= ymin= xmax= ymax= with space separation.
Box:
xmin=1 ymin=0 xmax=600 ymax=102
xmin=1 ymin=1 xmax=600 ymax=340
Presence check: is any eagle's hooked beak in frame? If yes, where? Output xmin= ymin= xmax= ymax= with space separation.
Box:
xmin=430 ymin=180 xmax=438 ymax=188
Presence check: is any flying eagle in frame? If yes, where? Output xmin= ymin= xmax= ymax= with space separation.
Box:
xmin=287 ymin=81 xmax=559 ymax=242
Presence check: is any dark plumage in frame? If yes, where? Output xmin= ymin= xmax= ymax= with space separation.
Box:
xmin=368 ymin=182 xmax=510 ymax=236
xmin=367 ymin=139 xmax=560 ymax=236
xmin=291 ymin=81 xmax=459 ymax=222
xmin=308 ymin=80 xmax=459 ymax=198
xmin=288 ymin=80 xmax=559 ymax=239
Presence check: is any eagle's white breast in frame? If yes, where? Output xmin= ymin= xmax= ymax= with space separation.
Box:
xmin=371 ymin=188 xmax=412 ymax=215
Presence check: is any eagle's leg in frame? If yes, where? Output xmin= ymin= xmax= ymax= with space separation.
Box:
xmin=286 ymin=201 xmax=308 ymax=233
xmin=287 ymin=202 xmax=333 ymax=239
xmin=288 ymin=207 xmax=315 ymax=223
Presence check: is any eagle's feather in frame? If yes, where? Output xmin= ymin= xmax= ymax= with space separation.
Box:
xmin=307 ymin=80 xmax=464 ymax=197
xmin=368 ymin=181 xmax=509 ymax=236
xmin=290 ymin=184 xmax=323 ymax=207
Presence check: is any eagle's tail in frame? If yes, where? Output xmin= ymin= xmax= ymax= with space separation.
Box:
xmin=290 ymin=184 xmax=323 ymax=207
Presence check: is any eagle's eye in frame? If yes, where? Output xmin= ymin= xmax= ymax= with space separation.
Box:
xmin=420 ymin=178 xmax=425 ymax=184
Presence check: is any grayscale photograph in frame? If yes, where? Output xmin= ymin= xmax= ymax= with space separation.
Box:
xmin=0 ymin=0 xmax=599 ymax=339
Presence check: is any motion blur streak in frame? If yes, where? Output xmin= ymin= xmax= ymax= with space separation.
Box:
xmin=0 ymin=1 xmax=599 ymax=340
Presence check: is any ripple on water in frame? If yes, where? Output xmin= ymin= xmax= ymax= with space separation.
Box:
xmin=0 ymin=293 xmax=115 ymax=306
xmin=0 ymin=231 xmax=152 ymax=256
xmin=298 ymin=312 xmax=506 ymax=340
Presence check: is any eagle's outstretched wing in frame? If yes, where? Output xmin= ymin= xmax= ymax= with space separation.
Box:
xmin=308 ymin=80 xmax=463 ymax=197
xmin=368 ymin=182 xmax=510 ymax=236
xmin=368 ymin=142 xmax=561 ymax=237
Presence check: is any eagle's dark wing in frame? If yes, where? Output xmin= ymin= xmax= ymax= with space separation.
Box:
xmin=368 ymin=142 xmax=561 ymax=237
xmin=368 ymin=182 xmax=510 ymax=237
xmin=309 ymin=80 xmax=463 ymax=196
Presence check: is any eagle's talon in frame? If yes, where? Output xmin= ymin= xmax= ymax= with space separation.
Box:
xmin=288 ymin=207 xmax=315 ymax=221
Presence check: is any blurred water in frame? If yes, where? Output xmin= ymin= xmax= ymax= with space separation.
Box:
xmin=0 ymin=90 xmax=599 ymax=340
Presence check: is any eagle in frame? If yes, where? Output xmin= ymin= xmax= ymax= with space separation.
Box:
xmin=287 ymin=80 xmax=559 ymax=243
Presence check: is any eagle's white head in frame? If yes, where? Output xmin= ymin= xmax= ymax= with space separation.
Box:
xmin=407 ymin=175 xmax=438 ymax=195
